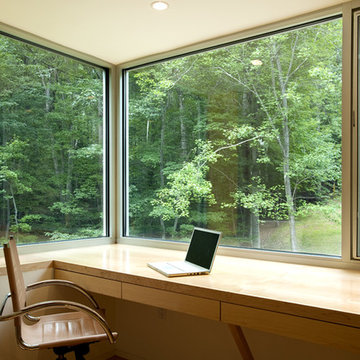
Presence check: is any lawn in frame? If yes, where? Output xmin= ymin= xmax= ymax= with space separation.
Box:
xmin=221 ymin=198 xmax=342 ymax=256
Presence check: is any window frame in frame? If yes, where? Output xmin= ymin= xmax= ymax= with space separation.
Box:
xmin=353 ymin=9 xmax=360 ymax=260
xmin=1 ymin=2 xmax=360 ymax=270
xmin=0 ymin=22 xmax=115 ymax=250
xmin=118 ymin=3 xmax=360 ymax=269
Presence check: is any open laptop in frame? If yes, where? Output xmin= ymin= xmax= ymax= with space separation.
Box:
xmin=147 ymin=227 xmax=222 ymax=277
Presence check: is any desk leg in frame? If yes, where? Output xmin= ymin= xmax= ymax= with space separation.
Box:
xmin=228 ymin=324 xmax=254 ymax=360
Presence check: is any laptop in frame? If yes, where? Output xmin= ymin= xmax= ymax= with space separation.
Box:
xmin=147 ymin=227 xmax=222 ymax=277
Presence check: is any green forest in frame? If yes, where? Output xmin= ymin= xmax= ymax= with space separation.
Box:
xmin=0 ymin=18 xmax=342 ymax=256
xmin=127 ymin=18 xmax=342 ymax=256
xmin=0 ymin=34 xmax=105 ymax=245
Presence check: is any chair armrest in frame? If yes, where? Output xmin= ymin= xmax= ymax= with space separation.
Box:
xmin=26 ymin=279 xmax=99 ymax=309
xmin=0 ymin=300 xmax=117 ymax=344
xmin=0 ymin=293 xmax=11 ymax=316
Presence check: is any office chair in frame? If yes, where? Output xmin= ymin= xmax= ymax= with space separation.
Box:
xmin=0 ymin=236 xmax=118 ymax=360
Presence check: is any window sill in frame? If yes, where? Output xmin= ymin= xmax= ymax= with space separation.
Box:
xmin=118 ymin=236 xmax=359 ymax=270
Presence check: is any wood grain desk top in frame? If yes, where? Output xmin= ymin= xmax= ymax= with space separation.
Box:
xmin=2 ymin=243 xmax=360 ymax=329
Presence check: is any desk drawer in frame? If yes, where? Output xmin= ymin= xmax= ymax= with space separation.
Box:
xmin=55 ymin=269 xmax=122 ymax=299
xmin=122 ymin=283 xmax=220 ymax=320
xmin=222 ymin=302 xmax=360 ymax=352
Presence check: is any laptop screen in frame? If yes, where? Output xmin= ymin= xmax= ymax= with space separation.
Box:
xmin=185 ymin=228 xmax=221 ymax=269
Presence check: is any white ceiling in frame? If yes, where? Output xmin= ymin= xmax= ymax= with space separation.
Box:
xmin=0 ymin=0 xmax=347 ymax=65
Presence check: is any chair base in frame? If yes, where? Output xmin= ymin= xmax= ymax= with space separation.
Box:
xmin=53 ymin=343 xmax=90 ymax=360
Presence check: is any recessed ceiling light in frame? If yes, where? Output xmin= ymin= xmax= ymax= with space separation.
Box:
xmin=151 ymin=1 xmax=169 ymax=11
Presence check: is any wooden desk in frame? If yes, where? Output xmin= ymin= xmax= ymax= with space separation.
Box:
xmin=3 ymin=243 xmax=360 ymax=357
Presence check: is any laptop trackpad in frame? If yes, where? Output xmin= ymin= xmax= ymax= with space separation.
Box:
xmin=169 ymin=261 xmax=205 ymax=272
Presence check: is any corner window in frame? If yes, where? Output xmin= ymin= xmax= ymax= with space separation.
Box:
xmin=124 ymin=16 xmax=342 ymax=256
xmin=0 ymin=33 xmax=108 ymax=244
xmin=355 ymin=11 xmax=360 ymax=258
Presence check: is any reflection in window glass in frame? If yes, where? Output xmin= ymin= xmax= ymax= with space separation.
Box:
xmin=0 ymin=34 xmax=107 ymax=244
xmin=126 ymin=18 xmax=342 ymax=256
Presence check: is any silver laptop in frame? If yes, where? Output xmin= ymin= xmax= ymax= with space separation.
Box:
xmin=148 ymin=227 xmax=222 ymax=277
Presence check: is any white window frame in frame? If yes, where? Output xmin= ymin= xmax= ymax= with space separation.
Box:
xmin=0 ymin=21 xmax=117 ymax=254
xmin=2 ymin=2 xmax=360 ymax=271
xmin=118 ymin=2 xmax=360 ymax=270
xmin=352 ymin=8 xmax=360 ymax=260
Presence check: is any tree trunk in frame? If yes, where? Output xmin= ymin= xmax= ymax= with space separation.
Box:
xmin=146 ymin=120 xmax=150 ymax=143
xmin=273 ymin=41 xmax=297 ymax=251
xmin=171 ymin=90 xmax=188 ymax=233
xmin=1 ymin=116 xmax=7 ymax=233
xmin=98 ymin=95 xmax=104 ymax=218
xmin=245 ymin=90 xmax=261 ymax=248
xmin=1 ymin=182 xmax=5 ymax=233
xmin=159 ymin=98 xmax=170 ymax=239
xmin=5 ymin=195 xmax=10 ymax=239
xmin=173 ymin=217 xmax=179 ymax=233
xmin=196 ymin=100 xmax=204 ymax=226
xmin=9 ymin=184 xmax=19 ymax=236
xmin=65 ymin=139 xmax=75 ymax=228
xmin=178 ymin=91 xmax=187 ymax=160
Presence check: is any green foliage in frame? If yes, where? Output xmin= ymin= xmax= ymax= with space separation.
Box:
xmin=264 ymin=198 xmax=341 ymax=255
xmin=0 ymin=33 xmax=105 ymax=243
xmin=45 ymin=227 xmax=102 ymax=241
xmin=45 ymin=231 xmax=80 ymax=241
xmin=127 ymin=18 xmax=343 ymax=255
xmin=224 ymin=177 xmax=288 ymax=220
xmin=151 ymin=161 xmax=215 ymax=221
xmin=0 ymin=18 xmax=343 ymax=256
xmin=296 ymin=197 xmax=341 ymax=225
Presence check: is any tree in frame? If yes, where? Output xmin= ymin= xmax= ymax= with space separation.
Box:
xmin=0 ymin=34 xmax=105 ymax=244
xmin=127 ymin=19 xmax=342 ymax=254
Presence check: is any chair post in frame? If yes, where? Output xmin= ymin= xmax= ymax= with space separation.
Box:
xmin=53 ymin=347 xmax=68 ymax=359
xmin=74 ymin=343 xmax=90 ymax=360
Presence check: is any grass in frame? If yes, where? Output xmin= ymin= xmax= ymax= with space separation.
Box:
xmin=2 ymin=199 xmax=342 ymax=256
xmin=264 ymin=215 xmax=341 ymax=256
xmin=222 ymin=198 xmax=342 ymax=256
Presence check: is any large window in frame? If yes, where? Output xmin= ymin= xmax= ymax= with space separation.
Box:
xmin=0 ymin=33 xmax=108 ymax=245
xmin=125 ymin=17 xmax=342 ymax=257
xmin=356 ymin=11 xmax=360 ymax=259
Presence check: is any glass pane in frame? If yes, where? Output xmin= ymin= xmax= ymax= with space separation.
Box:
xmin=358 ymin=16 xmax=360 ymax=257
xmin=126 ymin=18 xmax=342 ymax=256
xmin=0 ymin=34 xmax=107 ymax=244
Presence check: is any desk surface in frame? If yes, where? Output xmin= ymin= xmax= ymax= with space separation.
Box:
xmin=2 ymin=243 xmax=360 ymax=329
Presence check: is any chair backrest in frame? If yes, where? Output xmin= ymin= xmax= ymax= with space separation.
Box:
xmin=3 ymin=236 xmax=26 ymax=313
